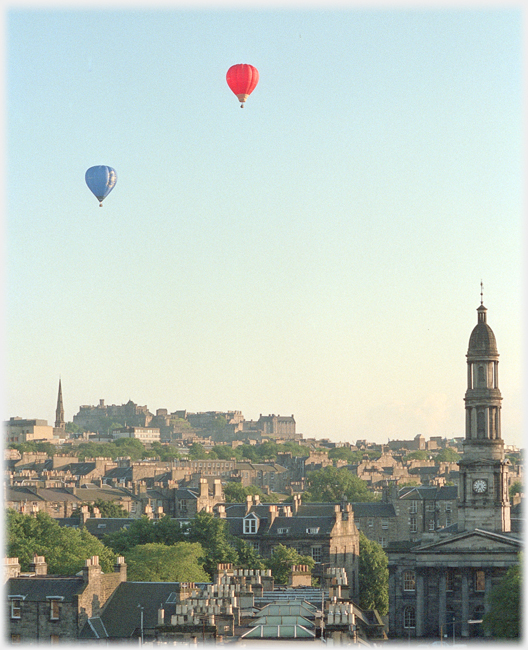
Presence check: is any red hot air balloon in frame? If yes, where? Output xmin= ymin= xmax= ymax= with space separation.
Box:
xmin=226 ymin=64 xmax=259 ymax=107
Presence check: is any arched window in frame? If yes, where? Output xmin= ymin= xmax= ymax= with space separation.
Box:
xmin=404 ymin=606 xmax=416 ymax=629
xmin=478 ymin=365 xmax=486 ymax=386
xmin=403 ymin=570 xmax=416 ymax=591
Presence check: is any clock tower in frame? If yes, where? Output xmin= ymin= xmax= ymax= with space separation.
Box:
xmin=457 ymin=287 xmax=510 ymax=533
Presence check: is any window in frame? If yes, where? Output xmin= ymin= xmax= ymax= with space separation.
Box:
xmin=403 ymin=571 xmax=416 ymax=591
xmin=367 ymin=517 xmax=374 ymax=528
xmin=446 ymin=569 xmax=454 ymax=592
xmin=311 ymin=546 xmax=322 ymax=563
xmin=381 ymin=518 xmax=388 ymax=529
xmin=11 ymin=635 xmax=21 ymax=644
xmin=410 ymin=517 xmax=417 ymax=533
xmin=247 ymin=540 xmax=260 ymax=553
xmin=474 ymin=570 xmax=485 ymax=592
xmin=404 ymin=606 xmax=416 ymax=629
xmin=50 ymin=600 xmax=60 ymax=620
xmin=428 ymin=519 xmax=435 ymax=531
xmin=445 ymin=501 xmax=452 ymax=512
xmin=473 ymin=605 xmax=485 ymax=622
xmin=446 ymin=515 xmax=452 ymax=527
xmin=426 ymin=502 xmax=435 ymax=512
xmin=244 ymin=517 xmax=257 ymax=534
xmin=409 ymin=500 xmax=418 ymax=514
xmin=378 ymin=536 xmax=387 ymax=548
xmin=277 ymin=527 xmax=290 ymax=534
xmin=50 ymin=635 xmax=60 ymax=644
xmin=306 ymin=527 xmax=320 ymax=534
xmin=10 ymin=599 xmax=22 ymax=619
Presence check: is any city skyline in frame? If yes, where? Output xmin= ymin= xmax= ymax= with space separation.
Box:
xmin=6 ymin=6 xmax=523 ymax=448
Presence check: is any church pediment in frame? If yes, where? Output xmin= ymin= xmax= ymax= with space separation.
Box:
xmin=414 ymin=528 xmax=521 ymax=554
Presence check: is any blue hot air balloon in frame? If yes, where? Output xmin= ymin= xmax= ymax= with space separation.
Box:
xmin=85 ymin=165 xmax=117 ymax=207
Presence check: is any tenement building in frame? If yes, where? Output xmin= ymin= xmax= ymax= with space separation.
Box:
xmin=387 ymin=294 xmax=522 ymax=641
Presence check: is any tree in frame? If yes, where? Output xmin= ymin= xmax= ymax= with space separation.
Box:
xmin=6 ymin=509 xmax=116 ymax=575
xmin=65 ymin=422 xmax=82 ymax=433
xmin=255 ymin=441 xmax=279 ymax=461
xmin=509 ymin=480 xmax=523 ymax=501
xmin=303 ymin=466 xmax=377 ymax=502
xmin=211 ymin=445 xmax=241 ymax=461
xmin=223 ymin=482 xmax=275 ymax=504
xmin=8 ymin=441 xmax=59 ymax=456
xmin=150 ymin=441 xmax=181 ymax=461
xmin=80 ymin=498 xmax=129 ymax=518
xmin=233 ymin=538 xmax=266 ymax=571
xmin=358 ymin=531 xmax=388 ymax=615
xmin=434 ymin=448 xmax=461 ymax=463
xmin=187 ymin=511 xmax=238 ymax=577
xmin=124 ymin=542 xmax=209 ymax=582
xmin=103 ymin=515 xmax=186 ymax=554
xmin=277 ymin=441 xmax=311 ymax=457
xmin=328 ymin=447 xmax=356 ymax=463
xmin=403 ymin=450 xmax=430 ymax=461
xmin=188 ymin=442 xmax=209 ymax=460
xmin=264 ymin=544 xmax=315 ymax=585
xmin=482 ymin=559 xmax=521 ymax=639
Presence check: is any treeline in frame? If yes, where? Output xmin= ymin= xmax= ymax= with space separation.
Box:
xmin=8 ymin=438 xmax=315 ymax=463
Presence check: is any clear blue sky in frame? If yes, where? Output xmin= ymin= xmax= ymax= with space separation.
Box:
xmin=5 ymin=5 xmax=524 ymax=448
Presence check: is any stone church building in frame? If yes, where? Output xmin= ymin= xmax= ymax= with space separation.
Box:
xmin=387 ymin=294 xmax=522 ymax=641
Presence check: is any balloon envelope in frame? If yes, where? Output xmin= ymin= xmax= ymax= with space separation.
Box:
xmin=85 ymin=165 xmax=117 ymax=205
xmin=226 ymin=64 xmax=259 ymax=105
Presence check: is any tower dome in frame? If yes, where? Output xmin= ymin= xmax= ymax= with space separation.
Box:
xmin=467 ymin=304 xmax=498 ymax=357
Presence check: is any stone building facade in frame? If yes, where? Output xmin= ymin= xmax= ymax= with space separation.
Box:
xmin=217 ymin=494 xmax=360 ymax=597
xmin=5 ymin=555 xmax=127 ymax=643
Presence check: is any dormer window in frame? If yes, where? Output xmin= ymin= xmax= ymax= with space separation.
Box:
xmin=277 ymin=527 xmax=290 ymax=534
xmin=306 ymin=527 xmax=320 ymax=534
xmin=10 ymin=599 xmax=22 ymax=619
xmin=243 ymin=514 xmax=258 ymax=534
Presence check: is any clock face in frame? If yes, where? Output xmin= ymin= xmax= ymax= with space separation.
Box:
xmin=473 ymin=479 xmax=488 ymax=494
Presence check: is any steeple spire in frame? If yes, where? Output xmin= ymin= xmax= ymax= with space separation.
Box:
xmin=480 ymin=280 xmax=484 ymax=306
xmin=55 ymin=378 xmax=65 ymax=430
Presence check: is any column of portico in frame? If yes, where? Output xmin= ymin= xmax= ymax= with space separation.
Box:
xmin=484 ymin=570 xmax=492 ymax=617
xmin=438 ymin=568 xmax=446 ymax=638
xmin=416 ymin=570 xmax=425 ymax=637
xmin=461 ymin=570 xmax=469 ymax=638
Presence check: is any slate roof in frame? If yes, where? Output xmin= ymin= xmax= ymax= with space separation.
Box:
xmin=104 ymin=467 xmax=132 ymax=480
xmin=65 ymin=462 xmax=97 ymax=476
xmin=7 ymin=576 xmax=86 ymax=601
xmin=94 ymin=581 xmax=213 ymax=638
xmin=175 ymin=488 xmax=198 ymax=499
xmin=5 ymin=487 xmax=45 ymax=502
xmin=399 ymin=485 xmax=457 ymax=501
xmin=32 ymin=488 xmax=81 ymax=503
xmin=268 ymin=515 xmax=335 ymax=537
xmin=81 ymin=616 xmax=109 ymax=639
xmin=84 ymin=518 xmax=136 ymax=538
xmin=74 ymin=486 xmax=133 ymax=502
xmin=350 ymin=502 xmax=396 ymax=518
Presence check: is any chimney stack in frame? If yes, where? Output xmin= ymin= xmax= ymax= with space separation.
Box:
xmin=29 ymin=555 xmax=48 ymax=575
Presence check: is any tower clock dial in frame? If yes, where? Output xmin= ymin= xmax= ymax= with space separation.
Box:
xmin=473 ymin=479 xmax=488 ymax=494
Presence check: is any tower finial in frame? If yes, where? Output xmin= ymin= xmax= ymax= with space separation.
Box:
xmin=480 ymin=280 xmax=484 ymax=306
